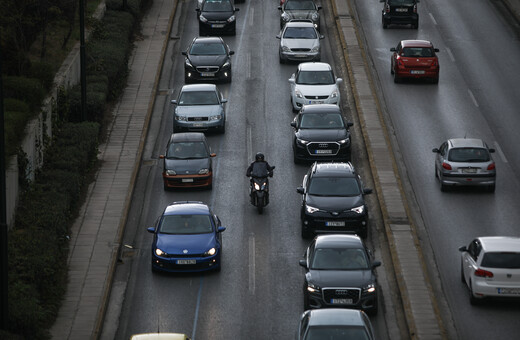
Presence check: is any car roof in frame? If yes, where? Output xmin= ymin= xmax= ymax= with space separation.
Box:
xmin=305 ymin=308 xmax=366 ymax=327
xmin=285 ymin=20 xmax=315 ymax=28
xmin=314 ymin=234 xmax=364 ymax=249
xmin=400 ymin=40 xmax=434 ymax=48
xmin=163 ymin=201 xmax=210 ymax=215
xmin=193 ymin=36 xmax=224 ymax=44
xmin=448 ymin=138 xmax=487 ymax=149
xmin=298 ymin=62 xmax=332 ymax=72
xmin=301 ymin=104 xmax=341 ymax=114
xmin=169 ymin=132 xmax=207 ymax=143
xmin=311 ymin=162 xmax=356 ymax=177
xmin=478 ymin=237 xmax=520 ymax=253
xmin=180 ymin=84 xmax=217 ymax=92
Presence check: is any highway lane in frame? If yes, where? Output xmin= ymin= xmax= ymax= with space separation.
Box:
xmin=100 ymin=0 xmax=406 ymax=339
xmin=352 ymin=0 xmax=520 ymax=339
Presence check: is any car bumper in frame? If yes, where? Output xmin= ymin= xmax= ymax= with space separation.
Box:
xmin=185 ymin=67 xmax=232 ymax=82
xmin=301 ymin=212 xmax=368 ymax=236
xmin=151 ymin=252 xmax=221 ymax=272
xmin=280 ymin=50 xmax=320 ymax=63
xmin=292 ymin=96 xmax=339 ymax=111
xmin=395 ymin=68 xmax=439 ymax=80
xmin=293 ymin=142 xmax=350 ymax=162
xmin=382 ymin=13 xmax=418 ymax=25
xmin=174 ymin=119 xmax=224 ymax=133
xmin=306 ymin=288 xmax=378 ymax=312
xmin=440 ymin=173 xmax=496 ymax=187
xmin=472 ymin=279 xmax=520 ymax=299
xmin=199 ymin=21 xmax=236 ymax=34
xmin=162 ymin=173 xmax=213 ymax=188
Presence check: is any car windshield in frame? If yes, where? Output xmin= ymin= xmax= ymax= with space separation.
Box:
xmin=158 ymin=214 xmax=213 ymax=234
xmin=481 ymin=252 xmax=520 ymax=269
xmin=311 ymin=248 xmax=369 ymax=270
xmin=300 ymin=113 xmax=344 ymax=129
xmin=296 ymin=70 xmax=335 ymax=85
xmin=190 ymin=42 xmax=226 ymax=55
xmin=283 ymin=27 xmax=317 ymax=39
xmin=166 ymin=141 xmax=208 ymax=159
xmin=308 ymin=177 xmax=361 ymax=196
xmin=304 ymin=326 xmax=370 ymax=340
xmin=401 ymin=47 xmax=434 ymax=57
xmin=448 ymin=148 xmax=490 ymax=162
xmin=202 ymin=0 xmax=233 ymax=11
xmin=285 ymin=0 xmax=316 ymax=10
xmin=178 ymin=91 xmax=219 ymax=105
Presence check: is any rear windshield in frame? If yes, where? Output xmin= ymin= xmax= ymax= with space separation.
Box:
xmin=402 ymin=47 xmax=434 ymax=57
xmin=481 ymin=252 xmax=520 ymax=269
xmin=448 ymin=148 xmax=490 ymax=162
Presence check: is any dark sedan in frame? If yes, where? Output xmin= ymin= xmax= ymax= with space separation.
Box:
xmin=291 ymin=104 xmax=353 ymax=163
xmin=159 ymin=132 xmax=216 ymax=190
xmin=279 ymin=0 xmax=321 ymax=30
xmin=182 ymin=37 xmax=234 ymax=83
xmin=300 ymin=234 xmax=381 ymax=315
xmin=197 ymin=0 xmax=239 ymax=36
xmin=147 ymin=201 xmax=226 ymax=273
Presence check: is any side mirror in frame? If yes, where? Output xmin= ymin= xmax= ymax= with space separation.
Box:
xmin=319 ymin=35 xmax=325 ymax=39
xmin=171 ymin=99 xmax=177 ymax=105
xmin=147 ymin=227 xmax=155 ymax=234
xmin=297 ymin=186 xmax=305 ymax=194
xmin=229 ymin=51 xmax=235 ymax=56
xmin=458 ymin=246 xmax=467 ymax=252
xmin=363 ymin=188 xmax=373 ymax=195
xmin=299 ymin=259 xmax=307 ymax=268
xmin=271 ymin=166 xmax=276 ymax=170
xmin=210 ymin=153 xmax=217 ymax=157
xmin=235 ymin=7 xmax=239 ymax=11
xmin=488 ymin=148 xmax=495 ymax=153
xmin=390 ymin=47 xmax=396 ymax=52
xmin=195 ymin=8 xmax=200 ymax=12
xmin=347 ymin=122 xmax=354 ymax=127
xmin=276 ymin=35 xmax=281 ymax=39
xmin=372 ymin=260 xmax=382 ymax=268
xmin=432 ymin=148 xmax=440 ymax=153
xmin=434 ymin=48 xmax=439 ymax=52
xmin=221 ymin=98 xmax=228 ymax=104
xmin=290 ymin=121 xmax=297 ymax=128
xmin=288 ymin=78 xmax=295 ymax=84
xmin=182 ymin=51 xmax=187 ymax=56
xmin=278 ymin=6 xmax=282 ymax=10
xmin=317 ymin=5 xmax=322 ymax=10
xmin=336 ymin=77 xmax=343 ymax=84
xmin=217 ymin=226 xmax=226 ymax=233
xmin=159 ymin=155 xmax=165 ymax=159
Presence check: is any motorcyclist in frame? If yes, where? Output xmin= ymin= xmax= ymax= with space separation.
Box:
xmin=246 ymin=152 xmax=274 ymax=179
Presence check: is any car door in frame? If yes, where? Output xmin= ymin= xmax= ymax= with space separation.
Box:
xmin=434 ymin=142 xmax=447 ymax=173
xmin=463 ymin=239 xmax=481 ymax=284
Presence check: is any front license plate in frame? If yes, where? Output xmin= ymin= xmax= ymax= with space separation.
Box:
xmin=315 ymin=149 xmax=332 ymax=154
xmin=326 ymin=221 xmax=345 ymax=227
xmin=182 ymin=178 xmax=194 ymax=183
xmin=310 ymin=100 xmax=324 ymax=104
xmin=211 ymin=24 xmax=225 ymax=28
xmin=177 ymin=259 xmax=196 ymax=265
xmin=410 ymin=70 xmax=425 ymax=75
xmin=498 ymin=288 xmax=520 ymax=294
xmin=201 ymin=72 xmax=215 ymax=77
xmin=331 ymin=298 xmax=353 ymax=304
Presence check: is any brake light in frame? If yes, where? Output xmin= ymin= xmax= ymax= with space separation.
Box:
xmin=413 ymin=4 xmax=417 ymax=13
xmin=442 ymin=162 xmax=452 ymax=170
xmin=487 ymin=163 xmax=495 ymax=170
xmin=474 ymin=268 xmax=494 ymax=278
xmin=385 ymin=4 xmax=390 ymax=13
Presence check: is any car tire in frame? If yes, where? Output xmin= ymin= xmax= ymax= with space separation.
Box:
xmin=301 ymin=227 xmax=312 ymax=239
xmin=432 ymin=76 xmax=439 ymax=84
xmin=359 ymin=227 xmax=368 ymax=239
xmin=487 ymin=184 xmax=496 ymax=193
xmin=382 ymin=18 xmax=388 ymax=29
xmin=367 ymin=301 xmax=378 ymax=316
xmin=393 ymin=72 xmax=401 ymax=83
xmin=163 ymin=182 xmax=169 ymax=191
xmin=461 ymin=263 xmax=465 ymax=283
xmin=303 ymin=289 xmax=310 ymax=310
xmin=227 ymin=70 xmax=232 ymax=83
xmin=219 ymin=123 xmax=226 ymax=134
xmin=199 ymin=27 xmax=205 ymax=36
xmin=413 ymin=20 xmax=419 ymax=29
xmin=390 ymin=64 xmax=394 ymax=75
xmin=469 ymin=281 xmax=480 ymax=305
xmin=438 ymin=171 xmax=448 ymax=192
xmin=291 ymin=98 xmax=299 ymax=113
xmin=184 ymin=73 xmax=191 ymax=84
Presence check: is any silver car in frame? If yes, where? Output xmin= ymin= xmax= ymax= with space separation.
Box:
xmin=171 ymin=84 xmax=227 ymax=133
xmin=277 ymin=20 xmax=324 ymax=64
xmin=432 ymin=138 xmax=496 ymax=192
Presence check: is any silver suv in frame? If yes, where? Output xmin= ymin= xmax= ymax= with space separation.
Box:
xmin=432 ymin=138 xmax=496 ymax=192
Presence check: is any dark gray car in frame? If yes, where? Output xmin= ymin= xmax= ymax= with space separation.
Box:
xmin=278 ymin=0 xmax=321 ymax=30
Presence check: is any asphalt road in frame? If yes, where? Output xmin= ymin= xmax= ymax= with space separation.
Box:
xmin=100 ymin=0 xmax=407 ymax=339
xmin=351 ymin=0 xmax=520 ymax=339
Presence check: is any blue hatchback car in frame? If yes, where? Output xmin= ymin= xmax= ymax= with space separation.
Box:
xmin=147 ymin=201 xmax=226 ymax=273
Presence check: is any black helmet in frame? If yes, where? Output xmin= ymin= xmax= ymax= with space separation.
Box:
xmin=255 ymin=152 xmax=265 ymax=161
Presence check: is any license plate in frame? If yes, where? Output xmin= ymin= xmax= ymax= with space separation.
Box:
xmin=462 ymin=168 xmax=477 ymax=174
xmin=211 ymin=24 xmax=225 ymax=28
xmin=498 ymin=288 xmax=520 ymax=294
xmin=326 ymin=221 xmax=345 ymax=227
xmin=192 ymin=123 xmax=204 ymax=127
xmin=201 ymin=72 xmax=214 ymax=77
xmin=310 ymin=100 xmax=324 ymax=104
xmin=315 ymin=149 xmax=332 ymax=154
xmin=331 ymin=298 xmax=353 ymax=304
xmin=177 ymin=259 xmax=196 ymax=265
xmin=396 ymin=8 xmax=407 ymax=12
xmin=410 ymin=70 xmax=425 ymax=74
xmin=182 ymin=178 xmax=194 ymax=183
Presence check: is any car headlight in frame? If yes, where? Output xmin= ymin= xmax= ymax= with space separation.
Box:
xmin=175 ymin=115 xmax=187 ymax=122
xmin=330 ymin=90 xmax=338 ymax=98
xmin=199 ymin=15 xmax=208 ymax=23
xmin=295 ymin=89 xmax=303 ymax=98
xmin=222 ymin=61 xmax=231 ymax=69
xmin=204 ymin=247 xmax=216 ymax=256
xmin=155 ymin=248 xmax=166 ymax=256
xmin=227 ymin=15 xmax=235 ymax=23
xmin=338 ymin=137 xmax=350 ymax=145
xmin=311 ymin=13 xmax=319 ymax=22
xmin=350 ymin=205 xmax=365 ymax=214
xmin=199 ymin=168 xmax=209 ymax=175
xmin=281 ymin=13 xmax=290 ymax=22
xmin=185 ymin=59 xmax=193 ymax=69
xmin=363 ymin=283 xmax=376 ymax=293
xmin=165 ymin=169 xmax=176 ymax=176
xmin=209 ymin=114 xmax=222 ymax=121
xmin=281 ymin=45 xmax=291 ymax=52
xmin=305 ymin=205 xmax=319 ymax=214
xmin=297 ymin=138 xmax=310 ymax=146
xmin=307 ymin=283 xmax=321 ymax=293
xmin=311 ymin=46 xmax=319 ymax=52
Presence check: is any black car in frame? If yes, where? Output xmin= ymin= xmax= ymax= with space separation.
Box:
xmin=291 ymin=105 xmax=353 ymax=163
xmin=279 ymin=0 xmax=321 ymax=30
xmin=182 ymin=37 xmax=234 ymax=83
xmin=299 ymin=234 xmax=381 ymax=315
xmin=381 ymin=0 xmax=419 ymax=29
xmin=197 ymin=0 xmax=239 ymax=36
xmin=297 ymin=162 xmax=372 ymax=239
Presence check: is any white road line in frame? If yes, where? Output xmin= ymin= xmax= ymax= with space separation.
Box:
xmin=247 ymin=52 xmax=251 ymax=79
xmin=249 ymin=8 xmax=254 ymax=27
xmin=249 ymin=235 xmax=255 ymax=294
xmin=247 ymin=125 xmax=252 ymax=162
xmin=429 ymin=13 xmax=437 ymax=25
xmin=468 ymin=89 xmax=479 ymax=107
xmin=446 ymin=47 xmax=455 ymax=62
xmin=493 ymin=141 xmax=508 ymax=163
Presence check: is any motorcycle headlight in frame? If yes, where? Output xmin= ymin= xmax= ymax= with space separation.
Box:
xmin=295 ymin=89 xmax=303 ymax=98
xmin=204 ymin=247 xmax=216 ymax=256
xmin=199 ymin=15 xmax=208 ymax=23
xmin=350 ymin=205 xmax=365 ymax=214
xmin=297 ymin=138 xmax=310 ymax=146
xmin=165 ymin=169 xmax=176 ymax=176
xmin=199 ymin=168 xmax=209 ymax=175
xmin=155 ymin=248 xmax=166 ymax=256
xmin=281 ymin=45 xmax=291 ymax=52
xmin=311 ymin=46 xmax=319 ymax=52
xmin=175 ymin=115 xmax=187 ymax=122
xmin=307 ymin=283 xmax=321 ymax=293
xmin=305 ymin=205 xmax=319 ymax=214
xmin=209 ymin=114 xmax=222 ymax=121
xmin=227 ymin=15 xmax=235 ymax=23
xmin=363 ymin=283 xmax=376 ymax=293
xmin=254 ymin=182 xmax=261 ymax=190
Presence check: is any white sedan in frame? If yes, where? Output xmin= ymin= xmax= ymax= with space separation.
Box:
xmin=288 ymin=62 xmax=342 ymax=113
xmin=459 ymin=236 xmax=520 ymax=304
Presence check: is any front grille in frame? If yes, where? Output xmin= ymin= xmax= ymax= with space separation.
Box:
xmin=162 ymin=253 xmax=203 ymax=258
xmin=307 ymin=142 xmax=340 ymax=155
xmin=196 ymin=66 xmax=219 ymax=73
xmin=291 ymin=48 xmax=311 ymax=52
xmin=304 ymin=95 xmax=329 ymax=100
xmin=187 ymin=116 xmax=209 ymax=121
xmin=323 ymin=288 xmax=361 ymax=304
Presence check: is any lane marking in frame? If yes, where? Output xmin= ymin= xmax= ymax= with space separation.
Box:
xmin=446 ymin=47 xmax=455 ymax=62
xmin=247 ymin=125 xmax=252 ymax=162
xmin=191 ymin=276 xmax=204 ymax=340
xmin=429 ymin=13 xmax=437 ymax=25
xmin=493 ymin=141 xmax=508 ymax=163
xmin=247 ymin=52 xmax=251 ymax=79
xmin=249 ymin=8 xmax=254 ymax=27
xmin=249 ymin=235 xmax=255 ymax=294
xmin=468 ymin=89 xmax=479 ymax=107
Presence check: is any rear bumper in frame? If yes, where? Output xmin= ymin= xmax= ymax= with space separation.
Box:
xmin=163 ymin=173 xmax=213 ymax=188
xmin=382 ymin=12 xmax=418 ymax=25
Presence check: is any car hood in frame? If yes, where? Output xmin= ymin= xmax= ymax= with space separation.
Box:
xmin=284 ymin=10 xmax=318 ymax=20
xmin=283 ymin=39 xmax=319 ymax=50
xmin=400 ymin=57 xmax=437 ymax=68
xmin=307 ymin=194 xmax=363 ymax=211
xmin=176 ymin=105 xmax=223 ymax=117
xmin=164 ymin=158 xmax=210 ymax=173
xmin=200 ymin=11 xmax=234 ymax=21
xmin=295 ymin=84 xmax=337 ymax=96
xmin=296 ymin=128 xmax=348 ymax=142
xmin=156 ymin=233 xmax=216 ymax=255
xmin=307 ymin=269 xmax=374 ymax=287
xmin=188 ymin=55 xmax=228 ymax=67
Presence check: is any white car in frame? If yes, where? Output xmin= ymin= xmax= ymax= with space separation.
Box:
xmin=288 ymin=62 xmax=343 ymax=113
xmin=459 ymin=236 xmax=520 ymax=304
xmin=277 ymin=20 xmax=323 ymax=64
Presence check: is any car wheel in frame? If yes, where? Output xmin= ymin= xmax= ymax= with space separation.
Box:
xmin=487 ymin=183 xmax=496 ymax=193
xmin=469 ymin=280 xmax=480 ymax=305
xmin=393 ymin=72 xmax=401 ymax=83
xmin=279 ymin=53 xmax=286 ymax=64
xmin=291 ymin=98 xmax=299 ymax=113
xmin=301 ymin=227 xmax=312 ymax=239
xmin=163 ymin=181 xmax=169 ymax=191
xmin=439 ymin=171 xmax=447 ymax=192
xmin=432 ymin=76 xmax=439 ymax=84
xmin=227 ymin=70 xmax=232 ymax=83
xmin=359 ymin=227 xmax=368 ymax=239
xmin=215 ymin=263 xmax=221 ymax=272
xmin=460 ymin=263 xmax=465 ymax=283
xmin=219 ymin=123 xmax=226 ymax=134
xmin=390 ymin=64 xmax=394 ymax=75
xmin=382 ymin=18 xmax=388 ymax=29
xmin=366 ymin=301 xmax=378 ymax=316
xmin=184 ymin=73 xmax=191 ymax=84
xmin=413 ymin=20 xmax=419 ymax=29
xmin=199 ymin=27 xmax=205 ymax=36
xmin=303 ymin=289 xmax=310 ymax=310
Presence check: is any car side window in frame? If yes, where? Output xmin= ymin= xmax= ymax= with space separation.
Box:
xmin=439 ymin=142 xmax=447 ymax=156
xmin=397 ymin=43 xmax=402 ymax=54
xmin=468 ymin=240 xmax=481 ymax=261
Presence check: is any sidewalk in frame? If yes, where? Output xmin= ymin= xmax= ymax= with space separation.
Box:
xmin=49 ymin=0 xmax=177 ymax=338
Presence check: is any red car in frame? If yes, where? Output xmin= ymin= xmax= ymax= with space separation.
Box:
xmin=390 ymin=40 xmax=439 ymax=84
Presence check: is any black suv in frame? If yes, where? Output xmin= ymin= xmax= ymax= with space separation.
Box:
xmin=381 ymin=0 xmax=419 ymax=29
xmin=197 ymin=0 xmax=239 ymax=36
xmin=291 ymin=104 xmax=353 ymax=163
xmin=297 ymin=162 xmax=372 ymax=238
xmin=299 ymin=234 xmax=381 ymax=315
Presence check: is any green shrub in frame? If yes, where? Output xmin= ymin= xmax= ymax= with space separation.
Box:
xmin=4 ymin=108 xmax=32 ymax=157
xmin=27 ymin=61 xmax=56 ymax=92
xmin=66 ymin=87 xmax=107 ymax=122
xmin=2 ymin=76 xmax=46 ymax=112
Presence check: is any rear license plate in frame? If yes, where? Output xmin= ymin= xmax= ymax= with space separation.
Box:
xmin=182 ymin=178 xmax=194 ymax=183
xmin=201 ymin=72 xmax=214 ymax=77
xmin=177 ymin=259 xmax=196 ymax=265
xmin=462 ymin=168 xmax=477 ymax=174
xmin=331 ymin=298 xmax=353 ymax=304
xmin=396 ymin=8 xmax=407 ymax=12
xmin=410 ymin=70 xmax=425 ymax=74
xmin=326 ymin=221 xmax=345 ymax=227
xmin=310 ymin=100 xmax=324 ymax=104
xmin=498 ymin=288 xmax=520 ymax=294
xmin=315 ymin=149 xmax=332 ymax=154
xmin=211 ymin=24 xmax=225 ymax=28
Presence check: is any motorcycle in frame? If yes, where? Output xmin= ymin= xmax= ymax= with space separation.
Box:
xmin=249 ymin=166 xmax=275 ymax=214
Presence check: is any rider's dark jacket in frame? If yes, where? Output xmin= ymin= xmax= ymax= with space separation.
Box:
xmin=246 ymin=161 xmax=274 ymax=178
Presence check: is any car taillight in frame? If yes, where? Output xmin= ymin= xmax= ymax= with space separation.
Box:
xmin=413 ymin=4 xmax=417 ymax=13
xmin=487 ymin=163 xmax=495 ymax=170
xmin=442 ymin=162 xmax=452 ymax=170
xmin=385 ymin=4 xmax=390 ymax=13
xmin=474 ymin=268 xmax=494 ymax=278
